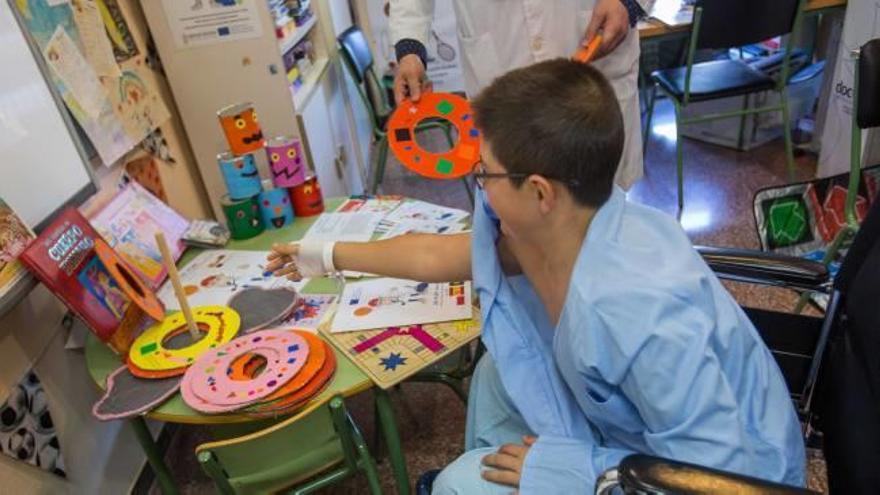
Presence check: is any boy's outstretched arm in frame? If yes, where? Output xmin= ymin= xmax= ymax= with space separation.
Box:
xmin=266 ymin=233 xmax=472 ymax=283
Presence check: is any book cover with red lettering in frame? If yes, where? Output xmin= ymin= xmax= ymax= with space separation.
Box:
xmin=18 ymin=208 xmax=140 ymax=353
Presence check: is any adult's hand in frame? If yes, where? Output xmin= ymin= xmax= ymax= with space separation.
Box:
xmin=394 ymin=54 xmax=432 ymax=104
xmin=584 ymin=0 xmax=631 ymax=60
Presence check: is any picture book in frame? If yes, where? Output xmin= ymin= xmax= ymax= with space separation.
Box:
xmin=18 ymin=208 xmax=146 ymax=352
xmin=89 ymin=182 xmax=189 ymax=289
xmin=0 ymin=198 xmax=36 ymax=299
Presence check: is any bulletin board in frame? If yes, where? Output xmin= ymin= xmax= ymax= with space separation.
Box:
xmin=11 ymin=0 xmax=170 ymax=166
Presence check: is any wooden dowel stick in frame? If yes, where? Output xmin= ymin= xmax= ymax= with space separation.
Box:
xmin=155 ymin=232 xmax=199 ymax=341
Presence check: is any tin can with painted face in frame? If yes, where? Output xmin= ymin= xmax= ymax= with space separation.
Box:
xmin=218 ymin=151 xmax=262 ymax=200
xmin=221 ymin=195 xmax=264 ymax=240
xmin=258 ymin=181 xmax=295 ymax=229
xmin=217 ymin=102 xmax=265 ymax=155
xmin=290 ymin=175 xmax=324 ymax=217
xmin=266 ymin=136 xmax=306 ymax=188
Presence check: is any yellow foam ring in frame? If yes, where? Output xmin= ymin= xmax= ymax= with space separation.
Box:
xmin=128 ymin=306 xmax=241 ymax=371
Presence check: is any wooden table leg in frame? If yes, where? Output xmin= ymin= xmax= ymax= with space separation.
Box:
xmin=130 ymin=417 xmax=179 ymax=495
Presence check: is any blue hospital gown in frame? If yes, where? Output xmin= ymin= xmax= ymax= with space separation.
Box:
xmin=433 ymin=187 xmax=806 ymax=493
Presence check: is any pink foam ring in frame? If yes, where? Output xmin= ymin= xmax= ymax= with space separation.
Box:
xmin=267 ymin=136 xmax=306 ymax=188
xmin=182 ymin=329 xmax=309 ymax=409
xmin=181 ymin=370 xmax=240 ymax=414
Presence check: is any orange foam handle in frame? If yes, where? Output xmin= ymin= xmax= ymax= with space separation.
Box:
xmin=573 ymin=35 xmax=603 ymax=64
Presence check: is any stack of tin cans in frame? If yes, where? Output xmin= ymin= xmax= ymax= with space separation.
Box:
xmin=216 ymin=102 xmax=325 ymax=240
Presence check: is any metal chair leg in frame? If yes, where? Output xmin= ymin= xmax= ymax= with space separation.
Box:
xmin=780 ymin=89 xmax=796 ymax=181
xmin=643 ymin=84 xmax=658 ymax=156
xmin=793 ymin=226 xmax=853 ymax=313
xmin=672 ymin=100 xmax=685 ymax=218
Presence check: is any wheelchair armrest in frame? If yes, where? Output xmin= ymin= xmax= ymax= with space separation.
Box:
xmin=696 ymin=246 xmax=830 ymax=292
xmin=617 ymin=454 xmax=817 ymax=494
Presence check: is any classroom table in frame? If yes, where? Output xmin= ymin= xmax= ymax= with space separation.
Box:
xmin=637 ymin=0 xmax=848 ymax=40
xmin=85 ymin=197 xmax=459 ymax=495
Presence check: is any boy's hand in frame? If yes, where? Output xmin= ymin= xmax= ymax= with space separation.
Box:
xmin=394 ymin=54 xmax=432 ymax=105
xmin=584 ymin=0 xmax=630 ymax=60
xmin=481 ymin=436 xmax=537 ymax=488
xmin=266 ymin=243 xmax=303 ymax=281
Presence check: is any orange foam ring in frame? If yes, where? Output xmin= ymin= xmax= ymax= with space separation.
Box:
xmin=573 ymin=35 xmax=603 ymax=64
xmin=387 ymin=92 xmax=481 ymax=180
xmin=94 ymin=239 xmax=166 ymax=321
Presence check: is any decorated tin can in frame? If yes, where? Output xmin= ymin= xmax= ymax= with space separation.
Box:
xmin=218 ymin=151 xmax=262 ymax=200
xmin=217 ymin=102 xmax=265 ymax=155
xmin=257 ymin=180 xmax=294 ymax=229
xmin=290 ymin=175 xmax=324 ymax=217
xmin=221 ymin=195 xmax=264 ymax=240
xmin=266 ymin=136 xmax=306 ymax=188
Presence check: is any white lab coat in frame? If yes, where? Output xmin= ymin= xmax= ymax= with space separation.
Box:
xmin=390 ymin=0 xmax=647 ymax=189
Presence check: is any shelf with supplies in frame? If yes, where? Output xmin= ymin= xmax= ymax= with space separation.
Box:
xmin=278 ymin=15 xmax=318 ymax=55
xmin=292 ymin=56 xmax=330 ymax=108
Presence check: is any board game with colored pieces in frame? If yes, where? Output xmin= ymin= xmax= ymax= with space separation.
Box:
xmin=320 ymin=306 xmax=480 ymax=389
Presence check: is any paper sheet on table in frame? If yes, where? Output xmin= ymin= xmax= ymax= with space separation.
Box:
xmin=382 ymin=200 xmax=469 ymax=225
xmin=377 ymin=220 xmax=468 ymax=240
xmin=276 ymin=294 xmax=337 ymax=331
xmin=302 ymin=212 xmax=384 ymax=242
xmin=335 ymin=196 xmax=403 ymax=214
xmin=157 ymin=250 xmax=306 ymax=311
xmin=330 ymin=277 xmax=472 ymax=333
xmin=71 ymin=0 xmax=121 ymax=78
xmin=43 ymin=26 xmax=108 ymax=118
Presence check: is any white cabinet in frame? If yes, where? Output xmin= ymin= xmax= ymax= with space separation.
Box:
xmin=298 ymin=77 xmax=347 ymax=198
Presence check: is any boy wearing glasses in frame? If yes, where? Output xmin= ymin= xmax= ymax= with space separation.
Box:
xmin=267 ymin=60 xmax=805 ymax=492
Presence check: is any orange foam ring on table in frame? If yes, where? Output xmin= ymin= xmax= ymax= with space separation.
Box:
xmin=227 ymin=331 xmax=327 ymax=401
xmin=246 ymin=341 xmax=337 ymax=416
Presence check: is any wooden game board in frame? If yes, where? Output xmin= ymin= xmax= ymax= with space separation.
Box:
xmin=319 ymin=306 xmax=481 ymax=389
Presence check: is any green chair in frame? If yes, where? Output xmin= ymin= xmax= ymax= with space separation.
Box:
xmin=337 ymin=26 xmax=474 ymax=203
xmin=791 ymin=38 xmax=880 ymax=312
xmin=643 ymin=0 xmax=806 ymax=216
xmin=196 ymin=396 xmax=382 ymax=495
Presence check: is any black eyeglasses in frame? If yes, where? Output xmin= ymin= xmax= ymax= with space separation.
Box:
xmin=471 ymin=161 xmax=581 ymax=189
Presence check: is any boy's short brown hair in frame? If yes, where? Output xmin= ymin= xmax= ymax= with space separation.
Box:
xmin=472 ymin=58 xmax=624 ymax=208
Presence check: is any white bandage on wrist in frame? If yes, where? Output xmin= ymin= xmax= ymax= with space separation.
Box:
xmin=295 ymin=240 xmax=337 ymax=277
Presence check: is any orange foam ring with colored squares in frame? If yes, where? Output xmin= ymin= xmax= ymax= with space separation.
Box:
xmin=128 ymin=306 xmax=240 ymax=372
xmin=387 ymin=92 xmax=480 ymax=180
xmin=181 ymin=329 xmax=310 ymax=413
xmin=94 ymin=239 xmax=166 ymax=321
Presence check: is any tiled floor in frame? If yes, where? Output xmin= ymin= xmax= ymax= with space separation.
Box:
xmin=150 ymin=99 xmax=828 ymax=494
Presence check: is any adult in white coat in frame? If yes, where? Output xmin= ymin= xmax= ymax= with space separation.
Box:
xmin=389 ymin=0 xmax=648 ymax=189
